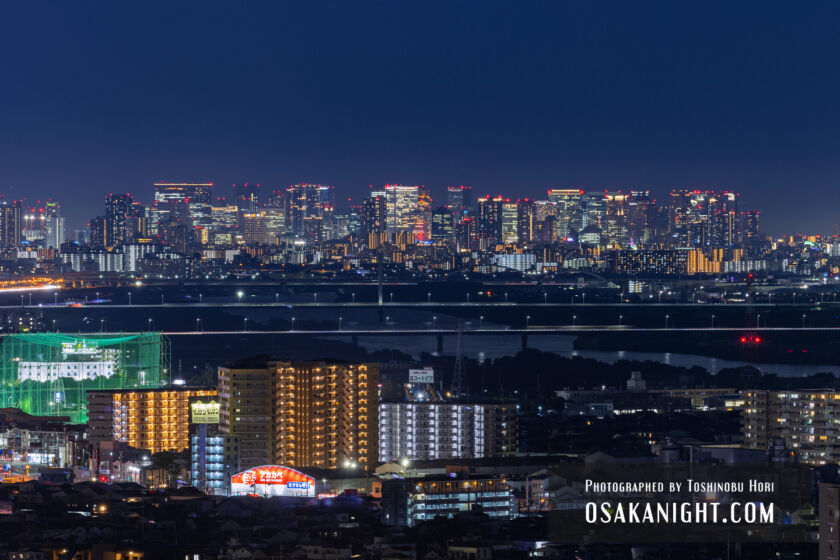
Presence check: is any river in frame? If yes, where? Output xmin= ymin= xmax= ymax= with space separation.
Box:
xmin=328 ymin=333 xmax=840 ymax=378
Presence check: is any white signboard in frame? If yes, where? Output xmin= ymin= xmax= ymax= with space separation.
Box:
xmin=408 ymin=368 xmax=434 ymax=383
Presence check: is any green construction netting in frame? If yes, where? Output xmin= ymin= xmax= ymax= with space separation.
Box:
xmin=0 ymin=332 xmax=170 ymax=424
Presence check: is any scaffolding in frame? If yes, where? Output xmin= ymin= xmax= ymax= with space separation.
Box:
xmin=0 ymin=332 xmax=170 ymax=424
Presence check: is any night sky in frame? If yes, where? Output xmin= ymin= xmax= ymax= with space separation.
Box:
xmin=1 ymin=2 xmax=839 ymax=234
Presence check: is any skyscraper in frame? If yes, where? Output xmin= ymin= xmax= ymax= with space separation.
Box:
xmin=232 ymin=183 xmax=260 ymax=210
xmin=431 ymin=206 xmax=455 ymax=242
xmin=362 ymin=193 xmax=387 ymax=249
xmin=285 ymin=184 xmax=335 ymax=242
xmin=104 ymin=193 xmax=144 ymax=248
xmin=516 ymin=199 xmax=536 ymax=244
xmin=548 ymin=189 xmax=583 ymax=240
xmin=44 ymin=201 xmax=65 ymax=249
xmin=501 ymin=200 xmax=518 ymax=244
xmin=477 ymin=195 xmax=504 ymax=248
xmin=384 ymin=185 xmax=421 ymax=238
xmin=603 ymin=192 xmax=629 ymax=248
xmin=446 ymin=185 xmax=473 ymax=222
xmin=625 ymin=190 xmax=654 ymax=247
xmin=0 ymin=201 xmax=21 ymax=249
xmin=150 ymin=182 xmax=213 ymax=241
xmin=667 ymin=189 xmax=693 ymax=247
xmin=581 ymin=192 xmax=605 ymax=233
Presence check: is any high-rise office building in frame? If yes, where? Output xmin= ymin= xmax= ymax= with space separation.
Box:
xmin=516 ymin=199 xmax=536 ymax=244
xmin=150 ymin=182 xmax=213 ymax=239
xmin=446 ymin=185 xmax=473 ymax=223
xmin=501 ymin=200 xmax=518 ymax=244
xmin=240 ymin=211 xmax=268 ymax=245
xmin=89 ymin=216 xmax=110 ymax=249
xmin=740 ymin=210 xmax=761 ymax=251
xmin=384 ymin=185 xmax=422 ymax=238
xmin=625 ymin=190 xmax=654 ymax=247
xmin=667 ymin=189 xmax=693 ymax=247
xmin=548 ymin=189 xmax=583 ymax=239
xmin=104 ymin=193 xmax=144 ymax=248
xmin=210 ymin=205 xmax=239 ymax=245
xmin=477 ymin=195 xmax=504 ymax=248
xmin=603 ymin=192 xmax=629 ymax=248
xmin=708 ymin=191 xmax=740 ymax=248
xmin=285 ymin=184 xmax=335 ymax=242
xmin=0 ymin=201 xmax=21 ymax=249
xmin=232 ymin=183 xmax=260 ymax=210
xmin=87 ymin=388 xmax=218 ymax=453
xmin=431 ymin=206 xmax=455 ymax=242
xmin=44 ymin=201 xmax=65 ymax=249
xmin=581 ymin=192 xmax=605 ymax=233
xmin=362 ymin=193 xmax=388 ymax=249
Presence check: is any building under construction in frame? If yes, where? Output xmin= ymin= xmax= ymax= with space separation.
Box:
xmin=0 ymin=333 xmax=170 ymax=424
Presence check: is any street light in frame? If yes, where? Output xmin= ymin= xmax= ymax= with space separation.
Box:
xmin=160 ymin=294 xmax=164 ymax=305
xmin=427 ymin=292 xmax=431 ymax=303
xmin=756 ymin=314 xmax=761 ymax=329
xmin=338 ymin=316 xmax=343 ymax=331
xmin=351 ymin=293 xmax=356 ymax=303
xmin=504 ymin=292 xmax=508 ymax=302
xmin=665 ymin=314 xmax=670 ymax=328
xmin=100 ymin=319 xmax=105 ymax=332
xmin=433 ymin=316 xmax=438 ymax=329
xmin=390 ymin=292 xmax=394 ymax=303
xmin=802 ymin=314 xmax=807 ymax=329
xmin=237 ymin=291 xmax=244 ymax=302
xmin=196 ymin=318 xmax=201 ymax=332
xmin=291 ymin=317 xmax=296 ymax=330
xmin=128 ymin=292 xmax=132 ymax=306
xmin=466 ymin=292 xmax=470 ymax=302
xmin=243 ymin=318 xmax=248 ymax=331
xmin=526 ymin=315 xmax=531 ymax=328
xmin=711 ymin=314 xmax=715 ymax=328
xmin=385 ymin=316 xmax=390 ymax=329
xmin=147 ymin=318 xmax=153 ymax=331
xmin=572 ymin=315 xmax=577 ymax=327
xmin=274 ymin=293 xmax=279 ymax=303
xmin=543 ymin=293 xmax=548 ymax=303
xmin=479 ymin=316 xmax=484 ymax=329
xmin=619 ymin=315 xmax=623 ymax=326
xmin=199 ymin=293 xmax=203 ymax=303
xmin=313 ymin=292 xmax=318 ymax=303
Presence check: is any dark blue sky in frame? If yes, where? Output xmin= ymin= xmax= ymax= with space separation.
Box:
xmin=1 ymin=2 xmax=839 ymax=233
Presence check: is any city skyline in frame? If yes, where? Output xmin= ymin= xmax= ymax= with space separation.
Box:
xmin=3 ymin=3 xmax=840 ymax=233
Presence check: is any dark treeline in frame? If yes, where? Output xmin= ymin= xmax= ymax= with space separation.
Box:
xmin=412 ymin=349 xmax=840 ymax=405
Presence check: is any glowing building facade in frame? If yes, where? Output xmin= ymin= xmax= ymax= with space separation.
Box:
xmin=218 ymin=359 xmax=378 ymax=471
xmin=86 ymin=387 xmax=216 ymax=453
xmin=0 ymin=333 xmax=169 ymax=424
